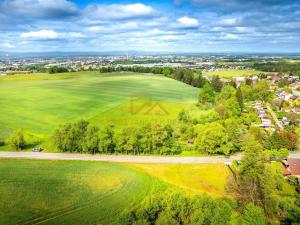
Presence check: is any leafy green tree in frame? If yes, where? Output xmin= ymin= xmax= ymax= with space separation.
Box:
xmin=215 ymin=97 xmax=241 ymax=119
xmin=240 ymin=84 xmax=254 ymax=101
xmin=198 ymin=82 xmax=215 ymax=104
xmin=211 ymin=75 xmax=223 ymax=92
xmin=99 ymin=125 xmax=115 ymax=153
xmin=53 ymin=120 xmax=89 ymax=152
xmin=240 ymin=204 xmax=266 ymax=225
xmin=236 ymin=87 xmax=244 ymax=111
xmin=7 ymin=129 xmax=26 ymax=150
xmin=195 ymin=123 xmax=233 ymax=155
xmin=253 ymin=80 xmax=271 ymax=101
xmin=224 ymin=118 xmax=246 ymax=151
xmin=83 ymin=126 xmax=100 ymax=154
xmin=228 ymin=136 xmax=278 ymax=217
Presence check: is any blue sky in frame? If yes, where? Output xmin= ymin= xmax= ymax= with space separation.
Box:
xmin=1 ymin=0 xmax=300 ymax=53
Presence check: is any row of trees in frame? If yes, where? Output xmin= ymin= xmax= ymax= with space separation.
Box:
xmin=253 ymin=62 xmax=300 ymax=75
xmin=99 ymin=66 xmax=207 ymax=88
xmin=53 ymin=120 xmax=180 ymax=155
xmin=48 ymin=66 xmax=70 ymax=74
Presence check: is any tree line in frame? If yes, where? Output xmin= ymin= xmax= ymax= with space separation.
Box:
xmin=253 ymin=62 xmax=300 ymax=75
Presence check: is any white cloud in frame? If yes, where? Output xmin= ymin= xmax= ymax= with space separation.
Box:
xmin=2 ymin=42 xmax=15 ymax=49
xmin=177 ymin=16 xmax=199 ymax=28
xmin=235 ymin=26 xmax=250 ymax=33
xmin=20 ymin=30 xmax=85 ymax=39
xmin=223 ymin=33 xmax=239 ymax=40
xmin=219 ymin=18 xmax=238 ymax=26
xmin=21 ymin=30 xmax=59 ymax=39
xmin=84 ymin=3 xmax=156 ymax=21
xmin=160 ymin=35 xmax=181 ymax=41
xmin=86 ymin=22 xmax=139 ymax=33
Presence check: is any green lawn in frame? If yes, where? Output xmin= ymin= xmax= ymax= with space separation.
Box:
xmin=0 ymin=72 xmax=198 ymax=149
xmin=0 ymin=159 xmax=167 ymax=225
xmin=204 ymin=69 xmax=263 ymax=78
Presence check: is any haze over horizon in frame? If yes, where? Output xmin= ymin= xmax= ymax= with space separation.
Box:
xmin=1 ymin=0 xmax=300 ymax=53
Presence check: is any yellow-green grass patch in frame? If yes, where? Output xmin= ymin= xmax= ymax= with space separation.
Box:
xmin=204 ymin=69 xmax=264 ymax=78
xmin=125 ymin=163 xmax=231 ymax=197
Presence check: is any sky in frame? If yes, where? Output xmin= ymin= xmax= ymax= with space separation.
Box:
xmin=0 ymin=0 xmax=300 ymax=53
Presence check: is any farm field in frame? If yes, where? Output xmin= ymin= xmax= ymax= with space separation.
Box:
xmin=0 ymin=72 xmax=199 ymax=150
xmin=0 ymin=159 xmax=167 ymax=225
xmin=204 ymin=69 xmax=263 ymax=78
xmin=125 ymin=163 xmax=231 ymax=196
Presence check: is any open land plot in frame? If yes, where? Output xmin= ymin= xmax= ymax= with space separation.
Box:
xmin=125 ymin=163 xmax=231 ymax=196
xmin=204 ymin=69 xmax=264 ymax=78
xmin=0 ymin=72 xmax=199 ymax=150
xmin=0 ymin=159 xmax=167 ymax=225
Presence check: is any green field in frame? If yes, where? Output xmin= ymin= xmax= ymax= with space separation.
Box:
xmin=204 ymin=69 xmax=263 ymax=78
xmin=0 ymin=159 xmax=167 ymax=225
xmin=0 ymin=72 xmax=198 ymax=149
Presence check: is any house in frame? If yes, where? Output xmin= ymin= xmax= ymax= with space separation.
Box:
xmin=283 ymin=158 xmax=300 ymax=179
xmin=235 ymin=76 xmax=245 ymax=87
xmin=251 ymin=75 xmax=259 ymax=84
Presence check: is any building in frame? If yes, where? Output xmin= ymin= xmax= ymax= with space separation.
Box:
xmin=283 ymin=158 xmax=300 ymax=183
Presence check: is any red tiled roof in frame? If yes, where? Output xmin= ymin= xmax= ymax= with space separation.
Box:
xmin=285 ymin=165 xmax=300 ymax=175
xmin=287 ymin=158 xmax=300 ymax=165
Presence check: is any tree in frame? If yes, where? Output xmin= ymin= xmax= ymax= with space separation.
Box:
xmin=178 ymin=110 xmax=189 ymax=122
xmin=53 ymin=120 xmax=89 ymax=152
xmin=99 ymin=125 xmax=115 ymax=153
xmin=195 ymin=123 xmax=233 ymax=155
xmin=224 ymin=118 xmax=246 ymax=152
xmin=253 ymin=80 xmax=271 ymax=101
xmin=198 ymin=83 xmax=215 ymax=104
xmin=83 ymin=126 xmax=100 ymax=154
xmin=7 ymin=129 xmax=25 ymax=150
xmin=236 ymin=87 xmax=244 ymax=111
xmin=215 ymin=98 xmax=241 ymax=119
xmin=211 ymin=75 xmax=223 ymax=92
xmin=240 ymin=204 xmax=266 ymax=225
xmin=228 ymin=136 xmax=278 ymax=217
xmin=215 ymin=85 xmax=241 ymax=119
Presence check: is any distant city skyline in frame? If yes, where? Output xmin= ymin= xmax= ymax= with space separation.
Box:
xmin=1 ymin=0 xmax=300 ymax=53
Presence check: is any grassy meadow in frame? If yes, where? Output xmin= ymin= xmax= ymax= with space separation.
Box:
xmin=0 ymin=159 xmax=233 ymax=225
xmin=204 ymin=69 xmax=263 ymax=78
xmin=0 ymin=159 xmax=167 ymax=225
xmin=0 ymin=72 xmax=199 ymax=150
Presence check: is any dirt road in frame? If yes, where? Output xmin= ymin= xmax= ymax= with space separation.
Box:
xmin=0 ymin=151 xmax=242 ymax=164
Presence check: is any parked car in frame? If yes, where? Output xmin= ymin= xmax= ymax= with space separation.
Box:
xmin=32 ymin=147 xmax=43 ymax=152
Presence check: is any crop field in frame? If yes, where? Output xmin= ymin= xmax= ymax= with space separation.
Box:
xmin=0 ymin=159 xmax=167 ymax=225
xmin=126 ymin=163 xmax=231 ymax=196
xmin=0 ymin=72 xmax=198 ymax=149
xmin=204 ymin=69 xmax=263 ymax=78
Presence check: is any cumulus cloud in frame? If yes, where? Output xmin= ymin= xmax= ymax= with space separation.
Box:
xmin=177 ymin=16 xmax=199 ymax=28
xmin=21 ymin=30 xmax=59 ymax=39
xmin=84 ymin=3 xmax=156 ymax=21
